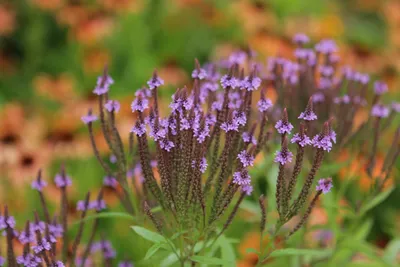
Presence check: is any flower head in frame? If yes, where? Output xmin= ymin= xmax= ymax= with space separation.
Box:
xmin=54 ymin=174 xmax=72 ymax=188
xmin=293 ymin=33 xmax=310 ymax=45
xmin=373 ymin=81 xmax=388 ymax=95
xmin=118 ymin=261 xmax=134 ymax=267
xmin=257 ymin=98 xmax=272 ymax=112
xmin=233 ymin=169 xmax=251 ymax=185
xmin=81 ymin=110 xmax=98 ymax=125
xmin=371 ymin=104 xmax=390 ymax=118
xmin=312 ymin=133 xmax=333 ymax=152
xmin=298 ymin=98 xmax=317 ymax=121
xmin=93 ymin=73 xmax=114 ymax=95
xmin=237 ymin=150 xmax=255 ymax=167
xmin=242 ymin=132 xmax=257 ymax=145
xmin=291 ymin=133 xmax=311 ymax=147
xmin=315 ymin=39 xmax=338 ymax=54
xmin=274 ymin=148 xmax=293 ymax=165
xmin=131 ymin=96 xmax=149 ymax=112
xmin=104 ymin=100 xmax=121 ymax=113
xmin=147 ymin=71 xmax=164 ymax=90
xmin=241 ymin=184 xmax=253 ymax=196
xmin=159 ymin=139 xmax=174 ymax=152
xmin=392 ymin=102 xmax=400 ymax=113
xmin=192 ymin=68 xmax=208 ymax=80
xmin=103 ymin=176 xmax=118 ymax=188
xmin=31 ymin=178 xmax=47 ymax=192
xmin=241 ymin=76 xmax=262 ymax=91
xmin=316 ymin=178 xmax=333 ymax=194
xmin=130 ymin=122 xmax=146 ymax=136
xmin=220 ymin=74 xmax=238 ymax=89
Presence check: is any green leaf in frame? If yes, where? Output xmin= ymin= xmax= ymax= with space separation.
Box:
xmin=354 ymin=219 xmax=373 ymax=240
xmin=269 ymin=248 xmax=332 ymax=258
xmin=359 ymin=187 xmax=394 ymax=216
xmin=72 ymin=212 xmax=136 ymax=226
xmin=190 ymin=255 xmax=232 ymax=266
xmin=160 ymin=252 xmax=180 ymax=267
xmin=218 ymin=234 xmax=237 ymax=266
xmin=144 ymin=243 xmax=169 ymax=260
xmin=383 ymin=239 xmax=400 ymax=264
xmin=131 ymin=226 xmax=166 ymax=243
xmin=246 ymin=248 xmax=260 ymax=255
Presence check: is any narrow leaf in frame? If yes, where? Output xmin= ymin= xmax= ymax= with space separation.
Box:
xmin=190 ymin=255 xmax=232 ymax=265
xmin=383 ymin=239 xmax=400 ymax=264
xmin=359 ymin=187 xmax=394 ymax=216
xmin=131 ymin=226 xmax=166 ymax=243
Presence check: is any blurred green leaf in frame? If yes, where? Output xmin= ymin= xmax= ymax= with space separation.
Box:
xmin=131 ymin=226 xmax=167 ymax=243
xmin=190 ymin=255 xmax=233 ymax=266
xmin=72 ymin=212 xmax=136 ymax=226
xmin=269 ymin=248 xmax=332 ymax=258
xmin=359 ymin=187 xmax=394 ymax=216
xmin=144 ymin=243 xmax=168 ymax=260
xmin=218 ymin=234 xmax=237 ymax=266
xmin=383 ymin=239 xmax=400 ymax=264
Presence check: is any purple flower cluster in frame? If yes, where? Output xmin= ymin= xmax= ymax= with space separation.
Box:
xmin=257 ymin=98 xmax=273 ymax=112
xmin=103 ymin=176 xmax=118 ymax=188
xmin=91 ymin=240 xmax=116 ymax=259
xmin=237 ymin=150 xmax=255 ymax=167
xmin=371 ymin=104 xmax=390 ymax=118
xmin=147 ymin=72 xmax=164 ymax=90
xmin=105 ymin=100 xmax=121 ymax=113
xmin=81 ymin=113 xmax=98 ymax=125
xmin=77 ymin=199 xmax=107 ymax=212
xmin=291 ymin=133 xmax=312 ymax=147
xmin=274 ymin=148 xmax=293 ymax=165
xmin=54 ymin=173 xmax=72 ymax=188
xmin=93 ymin=74 xmax=114 ymax=95
xmin=275 ymin=120 xmax=294 ymax=135
xmin=242 ymin=132 xmax=257 ymax=145
xmin=232 ymin=169 xmax=251 ymax=186
xmin=316 ymin=178 xmax=333 ymax=194
xmin=31 ymin=179 xmax=47 ymax=191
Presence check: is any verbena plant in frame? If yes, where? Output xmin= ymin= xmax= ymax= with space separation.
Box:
xmin=0 ymin=34 xmax=398 ymax=266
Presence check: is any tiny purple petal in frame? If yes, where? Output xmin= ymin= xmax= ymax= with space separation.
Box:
xmin=316 ymin=178 xmax=333 ymax=194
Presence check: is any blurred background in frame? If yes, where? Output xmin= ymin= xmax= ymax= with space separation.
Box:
xmin=1 ymin=0 xmax=400 ymax=265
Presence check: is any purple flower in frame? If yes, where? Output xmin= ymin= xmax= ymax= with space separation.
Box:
xmin=17 ymin=254 xmax=42 ymax=266
xmin=241 ymin=184 xmax=253 ymax=196
xmin=192 ymin=158 xmax=208 ymax=173
xmin=0 ymin=256 xmax=4 ymax=266
xmin=91 ymin=240 xmax=116 ymax=259
xmin=392 ymin=102 xmax=400 ymax=113
xmin=118 ymin=261 xmax=134 ymax=267
xmin=319 ymin=65 xmax=334 ymax=77
xmin=195 ymin=126 xmax=210 ymax=144
xmin=205 ymin=114 xmax=216 ymax=126
xmin=18 ymin=229 xmax=36 ymax=244
xmin=31 ymin=179 xmax=47 ymax=191
xmin=312 ymin=93 xmax=325 ymax=103
xmin=147 ymin=73 xmax=164 ymax=90
xmin=49 ymin=223 xmax=63 ymax=238
xmin=130 ymin=122 xmax=146 ymax=137
xmin=274 ymin=149 xmax=293 ymax=165
xmin=315 ymin=39 xmax=338 ymax=54
xmin=110 ymin=154 xmax=117 ymax=164
xmin=232 ymin=110 xmax=247 ymax=126
xmin=354 ymin=72 xmax=369 ymax=84
xmin=228 ymin=91 xmax=242 ymax=109
xmin=54 ymin=174 xmax=72 ymax=188
xmin=104 ymin=100 xmax=121 ymax=113
xmin=241 ymin=76 xmax=262 ymax=91
xmin=89 ymin=199 xmax=107 ymax=211
xmin=103 ymin=176 xmax=118 ymax=188
xmin=54 ymin=261 xmax=65 ymax=267
xmin=76 ymin=200 xmax=87 ymax=211
xmin=220 ymin=75 xmax=239 ymax=89
xmin=192 ymin=68 xmax=208 ymax=80
xmin=33 ymin=238 xmax=51 ymax=253
xmin=293 ymin=33 xmax=310 ymax=44
xmin=228 ymin=51 xmax=247 ymax=65
xmin=93 ymin=74 xmax=114 ymax=95
xmin=81 ymin=113 xmax=98 ymax=125
xmin=237 ymin=150 xmax=255 ymax=167
xmin=298 ymin=110 xmax=317 ymax=121
xmin=257 ymin=98 xmax=272 ymax=112
xmin=316 ymin=178 xmax=333 ymax=194
xmin=242 ymin=132 xmax=257 ymax=145
xmin=131 ymin=97 xmax=149 ymax=112
xmin=291 ymin=133 xmax=312 ymax=147
xmin=312 ymin=134 xmax=333 ymax=152
xmin=232 ymin=170 xmax=251 ymax=186
xmin=371 ymin=104 xmax=390 ymax=118
xmin=159 ymin=139 xmax=174 ymax=152
xmin=374 ymin=81 xmax=388 ymax=95
xmin=294 ymin=48 xmax=314 ymax=60
xmin=275 ymin=120 xmax=294 ymax=135
xmin=220 ymin=121 xmax=239 ymax=132
xmin=0 ymin=215 xmax=16 ymax=230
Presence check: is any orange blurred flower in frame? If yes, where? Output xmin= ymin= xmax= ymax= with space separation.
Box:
xmin=74 ymin=17 xmax=114 ymax=46
xmin=83 ymin=49 xmax=110 ymax=74
xmin=33 ymin=73 xmax=76 ymax=102
xmin=32 ymin=0 xmax=64 ymax=11
xmin=0 ymin=4 xmax=16 ymax=36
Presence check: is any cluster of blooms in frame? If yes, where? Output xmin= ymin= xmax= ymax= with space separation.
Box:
xmin=0 ymin=168 xmax=133 ymax=267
